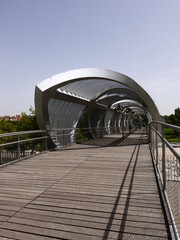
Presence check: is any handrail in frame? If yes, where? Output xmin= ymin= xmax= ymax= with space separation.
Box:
xmin=150 ymin=125 xmax=180 ymax=161
xmin=0 ymin=136 xmax=47 ymax=148
xmin=151 ymin=120 xmax=180 ymax=132
xmin=0 ymin=127 xmax=112 ymax=165
xmin=0 ymin=129 xmax=46 ymax=138
xmin=149 ymin=121 xmax=180 ymax=240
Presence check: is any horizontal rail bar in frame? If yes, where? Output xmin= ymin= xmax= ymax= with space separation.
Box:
xmin=0 ymin=127 xmax=106 ymax=148
xmin=0 ymin=127 xmax=113 ymax=139
xmin=150 ymin=125 xmax=180 ymax=161
xmin=0 ymin=130 xmax=46 ymax=138
xmin=151 ymin=121 xmax=180 ymax=132
xmin=149 ymin=121 xmax=180 ymax=240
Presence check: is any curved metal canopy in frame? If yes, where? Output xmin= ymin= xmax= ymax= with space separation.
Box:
xmin=35 ymin=68 xmax=161 ymax=145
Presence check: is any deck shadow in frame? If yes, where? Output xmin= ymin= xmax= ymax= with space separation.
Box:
xmin=102 ymin=138 xmax=141 ymax=239
xmin=58 ymin=135 xmax=149 ymax=152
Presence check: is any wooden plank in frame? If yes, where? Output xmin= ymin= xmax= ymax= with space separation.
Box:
xmin=22 ymin=205 xmax=167 ymax=224
xmin=0 ymin=130 xmax=170 ymax=239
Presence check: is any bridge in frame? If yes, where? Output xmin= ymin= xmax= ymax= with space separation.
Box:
xmin=0 ymin=69 xmax=179 ymax=239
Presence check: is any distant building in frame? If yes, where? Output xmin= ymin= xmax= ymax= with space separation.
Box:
xmin=0 ymin=115 xmax=21 ymax=121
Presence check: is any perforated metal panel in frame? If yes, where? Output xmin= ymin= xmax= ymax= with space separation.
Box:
xmin=35 ymin=68 xmax=161 ymax=147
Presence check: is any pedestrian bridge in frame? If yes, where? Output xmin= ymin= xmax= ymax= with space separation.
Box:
xmin=0 ymin=129 xmax=172 ymax=239
xmin=0 ymin=68 xmax=179 ymax=239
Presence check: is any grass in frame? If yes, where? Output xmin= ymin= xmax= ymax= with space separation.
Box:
xmin=167 ymin=138 xmax=180 ymax=143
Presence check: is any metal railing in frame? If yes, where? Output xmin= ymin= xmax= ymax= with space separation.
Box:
xmin=0 ymin=129 xmax=47 ymax=165
xmin=149 ymin=121 xmax=180 ymax=240
xmin=0 ymin=127 xmax=115 ymax=166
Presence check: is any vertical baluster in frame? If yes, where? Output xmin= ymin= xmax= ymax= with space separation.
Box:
xmin=162 ymin=124 xmax=166 ymax=191
xmin=156 ymin=123 xmax=158 ymax=167
xmin=18 ymin=134 xmax=20 ymax=159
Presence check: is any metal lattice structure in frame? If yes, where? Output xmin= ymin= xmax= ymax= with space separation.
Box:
xmin=35 ymin=68 xmax=161 ymax=147
xmin=149 ymin=121 xmax=180 ymax=239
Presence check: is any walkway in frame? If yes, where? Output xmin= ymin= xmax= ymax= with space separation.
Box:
xmin=0 ymin=130 xmax=170 ymax=239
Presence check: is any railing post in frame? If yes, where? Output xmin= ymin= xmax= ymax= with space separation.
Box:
xmin=0 ymin=150 xmax=2 ymax=165
xmin=149 ymin=123 xmax=151 ymax=147
xmin=45 ymin=131 xmax=48 ymax=151
xmin=153 ymin=123 xmax=155 ymax=155
xmin=74 ymin=128 xmax=77 ymax=143
xmin=18 ymin=134 xmax=21 ymax=159
xmin=162 ymin=124 xmax=166 ymax=191
xmin=155 ymin=123 xmax=158 ymax=166
xmin=63 ymin=130 xmax=65 ymax=146
xmin=122 ymin=114 xmax=125 ymax=138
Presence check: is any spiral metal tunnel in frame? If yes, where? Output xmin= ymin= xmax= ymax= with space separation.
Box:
xmin=35 ymin=68 xmax=161 ymax=147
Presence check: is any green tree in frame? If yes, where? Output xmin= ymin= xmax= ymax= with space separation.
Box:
xmin=175 ymin=107 xmax=180 ymax=126
xmin=164 ymin=107 xmax=180 ymax=140
xmin=0 ymin=120 xmax=18 ymax=149
xmin=0 ymin=107 xmax=40 ymax=151
xmin=29 ymin=105 xmax=35 ymax=115
xmin=164 ymin=108 xmax=180 ymax=126
xmin=17 ymin=112 xmax=39 ymax=132
xmin=0 ymin=120 xmax=17 ymax=133
xmin=15 ymin=111 xmax=40 ymax=150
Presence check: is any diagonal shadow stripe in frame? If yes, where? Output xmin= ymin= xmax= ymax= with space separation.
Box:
xmin=117 ymin=139 xmax=141 ymax=239
xmin=102 ymin=139 xmax=140 ymax=239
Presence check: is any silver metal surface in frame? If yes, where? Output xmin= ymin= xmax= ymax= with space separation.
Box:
xmin=149 ymin=121 xmax=180 ymax=240
xmin=35 ymin=68 xmax=161 ymax=146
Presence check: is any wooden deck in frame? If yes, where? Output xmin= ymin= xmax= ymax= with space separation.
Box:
xmin=0 ymin=130 xmax=170 ymax=239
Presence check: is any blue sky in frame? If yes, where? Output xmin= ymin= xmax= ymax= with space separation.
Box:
xmin=0 ymin=0 xmax=180 ymax=116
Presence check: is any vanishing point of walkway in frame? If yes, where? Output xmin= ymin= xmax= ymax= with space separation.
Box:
xmin=0 ymin=130 xmax=170 ymax=239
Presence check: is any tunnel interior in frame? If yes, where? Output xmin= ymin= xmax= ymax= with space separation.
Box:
xmin=35 ymin=68 xmax=160 ymax=147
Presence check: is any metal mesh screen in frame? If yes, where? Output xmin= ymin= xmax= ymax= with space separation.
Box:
xmin=150 ymin=122 xmax=180 ymax=239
